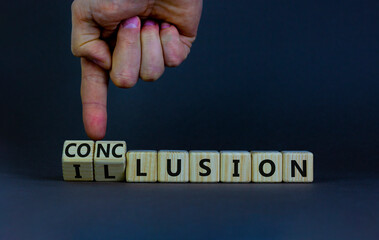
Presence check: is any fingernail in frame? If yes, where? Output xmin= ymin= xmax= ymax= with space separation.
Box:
xmin=144 ymin=20 xmax=156 ymax=26
xmin=122 ymin=16 xmax=139 ymax=29
xmin=161 ymin=23 xmax=170 ymax=29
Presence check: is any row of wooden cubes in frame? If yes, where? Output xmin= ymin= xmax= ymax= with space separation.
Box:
xmin=62 ymin=140 xmax=313 ymax=183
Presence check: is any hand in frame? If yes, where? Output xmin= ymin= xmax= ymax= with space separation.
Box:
xmin=71 ymin=0 xmax=203 ymax=139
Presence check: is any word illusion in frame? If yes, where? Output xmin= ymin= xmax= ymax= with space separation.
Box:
xmin=62 ymin=141 xmax=314 ymax=183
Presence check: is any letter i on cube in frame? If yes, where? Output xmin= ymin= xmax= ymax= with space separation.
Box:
xmin=62 ymin=140 xmax=94 ymax=181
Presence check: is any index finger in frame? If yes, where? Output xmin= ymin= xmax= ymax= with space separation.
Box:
xmin=81 ymin=58 xmax=108 ymax=140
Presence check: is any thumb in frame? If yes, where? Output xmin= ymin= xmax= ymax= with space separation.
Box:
xmin=71 ymin=1 xmax=111 ymax=70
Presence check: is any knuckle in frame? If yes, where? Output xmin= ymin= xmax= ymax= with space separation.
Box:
xmin=165 ymin=55 xmax=183 ymax=67
xmin=71 ymin=43 xmax=87 ymax=57
xmin=163 ymin=42 xmax=188 ymax=67
xmin=140 ymin=67 xmax=164 ymax=82
xmin=140 ymin=75 xmax=157 ymax=82
xmin=71 ymin=0 xmax=79 ymax=13
xmin=82 ymin=73 xmax=105 ymax=84
xmin=121 ymin=35 xmax=139 ymax=46
xmin=71 ymin=45 xmax=80 ymax=57
xmin=100 ymin=0 xmax=121 ymax=15
xmin=140 ymin=72 xmax=159 ymax=82
xmin=141 ymin=33 xmax=156 ymax=43
xmin=82 ymin=101 xmax=106 ymax=110
xmin=71 ymin=0 xmax=84 ymax=20
xmin=111 ymin=72 xmax=138 ymax=88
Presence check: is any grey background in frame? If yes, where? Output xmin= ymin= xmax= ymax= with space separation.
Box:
xmin=0 ymin=0 xmax=378 ymax=239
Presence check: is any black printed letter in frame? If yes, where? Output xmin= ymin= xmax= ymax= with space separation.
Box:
xmin=291 ymin=160 xmax=307 ymax=177
xmin=112 ymin=143 xmax=123 ymax=158
xmin=167 ymin=159 xmax=182 ymax=177
xmin=77 ymin=143 xmax=91 ymax=158
xmin=104 ymin=165 xmax=115 ymax=179
xmin=199 ymin=159 xmax=211 ymax=176
xmin=65 ymin=143 xmax=77 ymax=157
xmin=233 ymin=160 xmax=240 ymax=177
xmin=136 ymin=159 xmax=147 ymax=176
xmin=259 ymin=159 xmax=276 ymax=177
xmin=97 ymin=144 xmax=110 ymax=158
xmin=73 ymin=164 xmax=82 ymax=178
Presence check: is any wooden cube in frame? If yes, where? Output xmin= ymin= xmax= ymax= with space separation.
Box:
xmin=251 ymin=151 xmax=282 ymax=182
xmin=94 ymin=141 xmax=127 ymax=181
xmin=126 ymin=150 xmax=157 ymax=182
xmin=282 ymin=151 xmax=313 ymax=182
xmin=62 ymin=140 xmax=94 ymax=181
xmin=189 ymin=151 xmax=220 ymax=182
xmin=220 ymin=151 xmax=251 ymax=182
xmin=158 ymin=150 xmax=189 ymax=182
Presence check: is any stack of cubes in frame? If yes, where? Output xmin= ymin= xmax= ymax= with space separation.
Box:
xmin=62 ymin=140 xmax=313 ymax=183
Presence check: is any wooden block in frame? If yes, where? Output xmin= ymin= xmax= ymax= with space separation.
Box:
xmin=220 ymin=151 xmax=251 ymax=182
xmin=158 ymin=150 xmax=189 ymax=182
xmin=282 ymin=151 xmax=313 ymax=182
xmin=251 ymin=151 xmax=282 ymax=182
xmin=126 ymin=150 xmax=157 ymax=182
xmin=189 ymin=151 xmax=220 ymax=182
xmin=94 ymin=141 xmax=126 ymax=181
xmin=62 ymin=140 xmax=94 ymax=181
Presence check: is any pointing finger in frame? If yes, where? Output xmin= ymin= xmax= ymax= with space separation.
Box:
xmin=81 ymin=58 xmax=108 ymax=140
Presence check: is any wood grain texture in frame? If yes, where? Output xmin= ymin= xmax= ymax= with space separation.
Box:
xmin=126 ymin=150 xmax=157 ymax=182
xmin=158 ymin=150 xmax=189 ymax=182
xmin=94 ymin=141 xmax=127 ymax=181
xmin=282 ymin=151 xmax=313 ymax=182
xmin=251 ymin=151 xmax=282 ymax=182
xmin=220 ymin=151 xmax=251 ymax=182
xmin=189 ymin=151 xmax=220 ymax=182
xmin=62 ymin=140 xmax=94 ymax=181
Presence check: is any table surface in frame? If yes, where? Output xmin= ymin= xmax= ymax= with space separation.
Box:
xmin=1 ymin=172 xmax=377 ymax=240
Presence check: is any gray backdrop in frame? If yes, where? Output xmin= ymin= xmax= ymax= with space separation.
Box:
xmin=0 ymin=0 xmax=378 ymax=239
